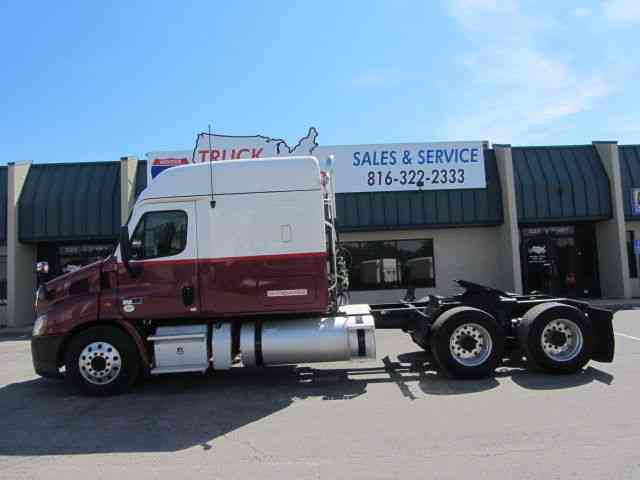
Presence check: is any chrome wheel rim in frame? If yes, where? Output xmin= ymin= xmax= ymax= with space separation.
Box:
xmin=541 ymin=319 xmax=583 ymax=362
xmin=449 ymin=323 xmax=493 ymax=367
xmin=78 ymin=342 xmax=122 ymax=385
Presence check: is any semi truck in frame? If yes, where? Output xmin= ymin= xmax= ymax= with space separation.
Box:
xmin=31 ymin=156 xmax=615 ymax=395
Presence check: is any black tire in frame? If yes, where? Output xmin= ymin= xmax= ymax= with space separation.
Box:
xmin=65 ymin=326 xmax=141 ymax=396
xmin=429 ymin=307 xmax=504 ymax=379
xmin=518 ymin=303 xmax=594 ymax=374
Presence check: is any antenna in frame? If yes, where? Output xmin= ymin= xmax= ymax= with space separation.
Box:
xmin=207 ymin=123 xmax=216 ymax=208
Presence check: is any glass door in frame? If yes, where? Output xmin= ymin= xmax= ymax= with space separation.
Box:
xmin=522 ymin=236 xmax=556 ymax=295
xmin=521 ymin=224 xmax=600 ymax=298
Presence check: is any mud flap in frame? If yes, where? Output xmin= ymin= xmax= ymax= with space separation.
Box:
xmin=587 ymin=307 xmax=615 ymax=363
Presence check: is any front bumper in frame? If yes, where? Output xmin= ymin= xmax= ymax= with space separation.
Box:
xmin=31 ymin=335 xmax=65 ymax=378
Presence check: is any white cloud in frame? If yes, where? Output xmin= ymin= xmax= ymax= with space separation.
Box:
xmin=441 ymin=0 xmax=615 ymax=143
xmin=603 ymin=0 xmax=640 ymax=24
xmin=572 ymin=7 xmax=592 ymax=17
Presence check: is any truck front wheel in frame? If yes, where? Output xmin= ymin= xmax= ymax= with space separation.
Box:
xmin=429 ymin=307 xmax=504 ymax=379
xmin=65 ymin=326 xmax=141 ymax=396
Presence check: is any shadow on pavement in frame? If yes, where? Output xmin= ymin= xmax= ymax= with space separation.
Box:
xmin=0 ymin=351 xmax=614 ymax=456
xmin=509 ymin=366 xmax=614 ymax=389
xmin=395 ymin=352 xmax=500 ymax=395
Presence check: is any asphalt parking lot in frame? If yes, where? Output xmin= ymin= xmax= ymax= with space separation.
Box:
xmin=1 ymin=311 xmax=639 ymax=480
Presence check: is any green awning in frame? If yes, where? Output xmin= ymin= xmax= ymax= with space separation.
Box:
xmin=19 ymin=162 xmax=121 ymax=242
xmin=512 ymin=146 xmax=611 ymax=224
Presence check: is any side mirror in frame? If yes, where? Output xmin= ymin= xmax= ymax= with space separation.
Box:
xmin=36 ymin=262 xmax=49 ymax=275
xmin=119 ymin=226 xmax=143 ymax=278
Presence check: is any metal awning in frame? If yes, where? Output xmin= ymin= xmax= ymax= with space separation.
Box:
xmin=19 ymin=162 xmax=121 ymax=243
xmin=335 ymin=150 xmax=503 ymax=231
xmin=512 ymin=146 xmax=611 ymax=224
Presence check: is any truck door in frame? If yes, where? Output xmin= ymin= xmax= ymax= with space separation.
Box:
xmin=117 ymin=201 xmax=200 ymax=320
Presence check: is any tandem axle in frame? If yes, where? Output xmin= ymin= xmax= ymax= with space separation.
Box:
xmin=371 ymin=280 xmax=614 ymax=378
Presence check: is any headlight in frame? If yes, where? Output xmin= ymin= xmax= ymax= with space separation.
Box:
xmin=33 ymin=315 xmax=48 ymax=336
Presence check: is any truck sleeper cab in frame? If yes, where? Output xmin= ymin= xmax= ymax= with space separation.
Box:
xmin=31 ymin=156 xmax=614 ymax=396
xmin=31 ymin=157 xmax=371 ymax=394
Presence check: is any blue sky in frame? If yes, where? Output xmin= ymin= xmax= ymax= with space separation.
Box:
xmin=1 ymin=0 xmax=639 ymax=164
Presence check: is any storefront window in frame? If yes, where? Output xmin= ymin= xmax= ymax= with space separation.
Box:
xmin=36 ymin=243 xmax=116 ymax=280
xmin=626 ymin=231 xmax=638 ymax=278
xmin=341 ymin=239 xmax=435 ymax=290
xmin=58 ymin=244 xmax=115 ymax=274
xmin=521 ymin=224 xmax=600 ymax=298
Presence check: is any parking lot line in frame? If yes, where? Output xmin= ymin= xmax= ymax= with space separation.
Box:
xmin=615 ymin=332 xmax=640 ymax=342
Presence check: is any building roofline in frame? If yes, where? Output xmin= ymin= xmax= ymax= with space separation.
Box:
xmin=28 ymin=160 xmax=120 ymax=168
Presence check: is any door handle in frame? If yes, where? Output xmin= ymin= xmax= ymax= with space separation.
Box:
xmin=182 ymin=285 xmax=195 ymax=307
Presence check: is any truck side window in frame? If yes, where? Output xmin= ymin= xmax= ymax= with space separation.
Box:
xmin=130 ymin=210 xmax=187 ymax=260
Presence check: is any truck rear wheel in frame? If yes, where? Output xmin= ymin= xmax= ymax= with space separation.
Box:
xmin=518 ymin=303 xmax=594 ymax=374
xmin=429 ymin=307 xmax=504 ymax=379
xmin=65 ymin=326 xmax=140 ymax=396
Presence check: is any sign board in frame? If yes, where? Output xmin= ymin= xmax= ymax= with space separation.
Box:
xmin=147 ymin=130 xmax=487 ymax=193
xmin=521 ymin=226 xmax=574 ymax=237
xmin=632 ymin=188 xmax=640 ymax=216
xmin=147 ymin=128 xmax=319 ymax=180
xmin=526 ymin=244 xmax=549 ymax=265
xmin=315 ymin=142 xmax=486 ymax=193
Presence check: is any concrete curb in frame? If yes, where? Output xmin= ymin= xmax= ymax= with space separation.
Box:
xmin=598 ymin=305 xmax=640 ymax=312
xmin=0 ymin=325 xmax=33 ymax=336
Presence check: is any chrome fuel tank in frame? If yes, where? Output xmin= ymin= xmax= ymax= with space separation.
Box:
xmin=240 ymin=307 xmax=376 ymax=367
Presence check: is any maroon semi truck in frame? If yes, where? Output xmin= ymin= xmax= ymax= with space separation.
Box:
xmin=31 ymin=157 xmax=615 ymax=395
